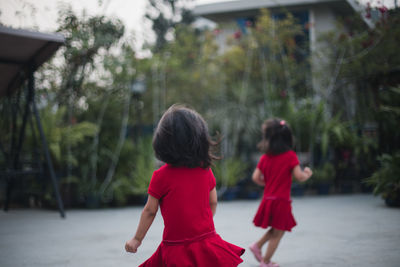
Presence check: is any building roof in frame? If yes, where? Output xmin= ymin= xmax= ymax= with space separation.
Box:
xmin=195 ymin=0 xmax=338 ymax=16
xmin=0 ymin=26 xmax=65 ymax=98
xmin=194 ymin=0 xmax=373 ymax=27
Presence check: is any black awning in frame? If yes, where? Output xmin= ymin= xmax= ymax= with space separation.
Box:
xmin=0 ymin=26 xmax=65 ymax=98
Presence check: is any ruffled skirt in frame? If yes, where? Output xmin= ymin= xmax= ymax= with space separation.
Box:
xmin=253 ymin=197 xmax=297 ymax=231
xmin=139 ymin=231 xmax=245 ymax=267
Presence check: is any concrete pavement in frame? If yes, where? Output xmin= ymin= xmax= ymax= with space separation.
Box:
xmin=0 ymin=194 xmax=399 ymax=267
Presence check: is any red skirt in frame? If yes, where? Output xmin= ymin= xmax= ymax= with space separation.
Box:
xmin=253 ymin=197 xmax=297 ymax=231
xmin=139 ymin=231 xmax=245 ymax=267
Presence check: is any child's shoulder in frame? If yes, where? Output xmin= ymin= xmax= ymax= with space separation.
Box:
xmin=155 ymin=164 xmax=206 ymax=173
xmin=153 ymin=164 xmax=169 ymax=175
xmin=264 ymin=150 xmax=295 ymax=157
xmin=268 ymin=150 xmax=297 ymax=159
xmin=281 ymin=150 xmax=298 ymax=158
xmin=286 ymin=150 xmax=297 ymax=156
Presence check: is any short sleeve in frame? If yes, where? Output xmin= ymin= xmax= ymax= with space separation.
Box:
xmin=256 ymin=154 xmax=267 ymax=171
xmin=208 ymin=168 xmax=216 ymax=191
xmin=288 ymin=151 xmax=300 ymax=170
xmin=147 ymin=170 xmax=166 ymax=199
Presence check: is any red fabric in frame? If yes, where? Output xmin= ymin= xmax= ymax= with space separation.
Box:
xmin=143 ymin=164 xmax=244 ymax=266
xmin=140 ymin=233 xmax=244 ymax=267
xmin=253 ymin=150 xmax=299 ymax=231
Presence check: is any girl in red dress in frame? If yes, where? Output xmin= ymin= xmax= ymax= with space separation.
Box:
xmin=125 ymin=104 xmax=245 ymax=266
xmin=249 ymin=119 xmax=312 ymax=267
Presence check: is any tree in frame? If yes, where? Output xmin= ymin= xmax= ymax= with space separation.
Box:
xmin=145 ymin=0 xmax=195 ymax=52
xmin=32 ymin=7 xmax=142 ymax=206
xmin=319 ymin=7 xmax=400 ymax=154
xmin=210 ymin=9 xmax=310 ymax=159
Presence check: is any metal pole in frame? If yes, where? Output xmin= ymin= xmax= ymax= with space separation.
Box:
xmin=4 ymin=74 xmax=34 ymax=212
xmin=14 ymin=73 xmax=34 ymax=170
xmin=31 ymin=74 xmax=65 ymax=218
xmin=3 ymin=177 xmax=13 ymax=212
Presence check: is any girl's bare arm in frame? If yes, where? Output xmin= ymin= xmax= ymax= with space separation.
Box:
xmin=252 ymin=168 xmax=265 ymax=186
xmin=292 ymin=165 xmax=313 ymax=182
xmin=209 ymin=187 xmax=217 ymax=216
xmin=125 ymin=195 xmax=159 ymax=253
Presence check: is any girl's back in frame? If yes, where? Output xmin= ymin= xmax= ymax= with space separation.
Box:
xmin=257 ymin=150 xmax=299 ymax=200
xmin=149 ymin=164 xmax=216 ymax=241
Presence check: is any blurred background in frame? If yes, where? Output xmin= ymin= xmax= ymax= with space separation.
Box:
xmin=0 ymin=0 xmax=399 ymax=210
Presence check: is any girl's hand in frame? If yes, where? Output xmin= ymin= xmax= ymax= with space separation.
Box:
xmin=293 ymin=165 xmax=312 ymax=182
xmin=126 ymin=195 xmax=159 ymax=254
xmin=252 ymin=168 xmax=265 ymax=186
xmin=303 ymin=167 xmax=313 ymax=179
xmin=125 ymin=238 xmax=141 ymax=253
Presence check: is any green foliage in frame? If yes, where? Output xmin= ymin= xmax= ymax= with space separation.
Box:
xmin=132 ymin=138 xmax=155 ymax=194
xmin=145 ymin=0 xmax=195 ymax=52
xmin=54 ymin=6 xmax=124 ymax=102
xmin=319 ymin=9 xmax=400 ymax=156
xmin=313 ymin=162 xmax=335 ymax=182
xmin=212 ymin=157 xmax=248 ymax=188
xmin=8 ymin=3 xmax=399 ymax=208
xmin=32 ymin=106 xmax=98 ymax=166
xmin=327 ymin=118 xmax=355 ymax=150
xmin=285 ymin=99 xmax=357 ymax=156
xmin=378 ymin=86 xmax=400 ymax=154
xmin=110 ymin=176 xmax=135 ymax=206
xmin=28 ymin=7 xmax=133 ymax=207
xmin=366 ymin=152 xmax=400 ymax=201
xmin=286 ymin=99 xmax=324 ymax=152
xmin=204 ymin=9 xmax=312 ymax=160
xmin=105 ymin=139 xmax=136 ymax=205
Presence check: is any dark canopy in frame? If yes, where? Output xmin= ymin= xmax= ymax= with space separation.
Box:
xmin=0 ymin=26 xmax=64 ymax=98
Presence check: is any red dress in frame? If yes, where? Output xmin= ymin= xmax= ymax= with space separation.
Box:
xmin=253 ymin=150 xmax=300 ymax=232
xmin=140 ymin=164 xmax=245 ymax=266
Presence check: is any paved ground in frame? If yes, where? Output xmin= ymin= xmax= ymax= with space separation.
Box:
xmin=0 ymin=194 xmax=399 ymax=267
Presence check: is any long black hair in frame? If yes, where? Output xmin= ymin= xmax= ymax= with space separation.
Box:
xmin=258 ymin=118 xmax=294 ymax=155
xmin=152 ymin=104 xmax=218 ymax=168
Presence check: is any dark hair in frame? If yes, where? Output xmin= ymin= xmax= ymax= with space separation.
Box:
xmin=152 ymin=104 xmax=218 ymax=168
xmin=257 ymin=118 xmax=294 ymax=155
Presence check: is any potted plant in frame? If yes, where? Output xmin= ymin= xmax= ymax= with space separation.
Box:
xmin=365 ymin=152 xmax=400 ymax=207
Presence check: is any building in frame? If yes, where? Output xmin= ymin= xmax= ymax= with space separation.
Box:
xmin=193 ymin=0 xmax=372 ymax=97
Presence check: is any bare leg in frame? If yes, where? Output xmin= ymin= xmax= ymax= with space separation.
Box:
xmin=263 ymin=228 xmax=285 ymax=263
xmin=256 ymin=227 xmax=273 ymax=249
